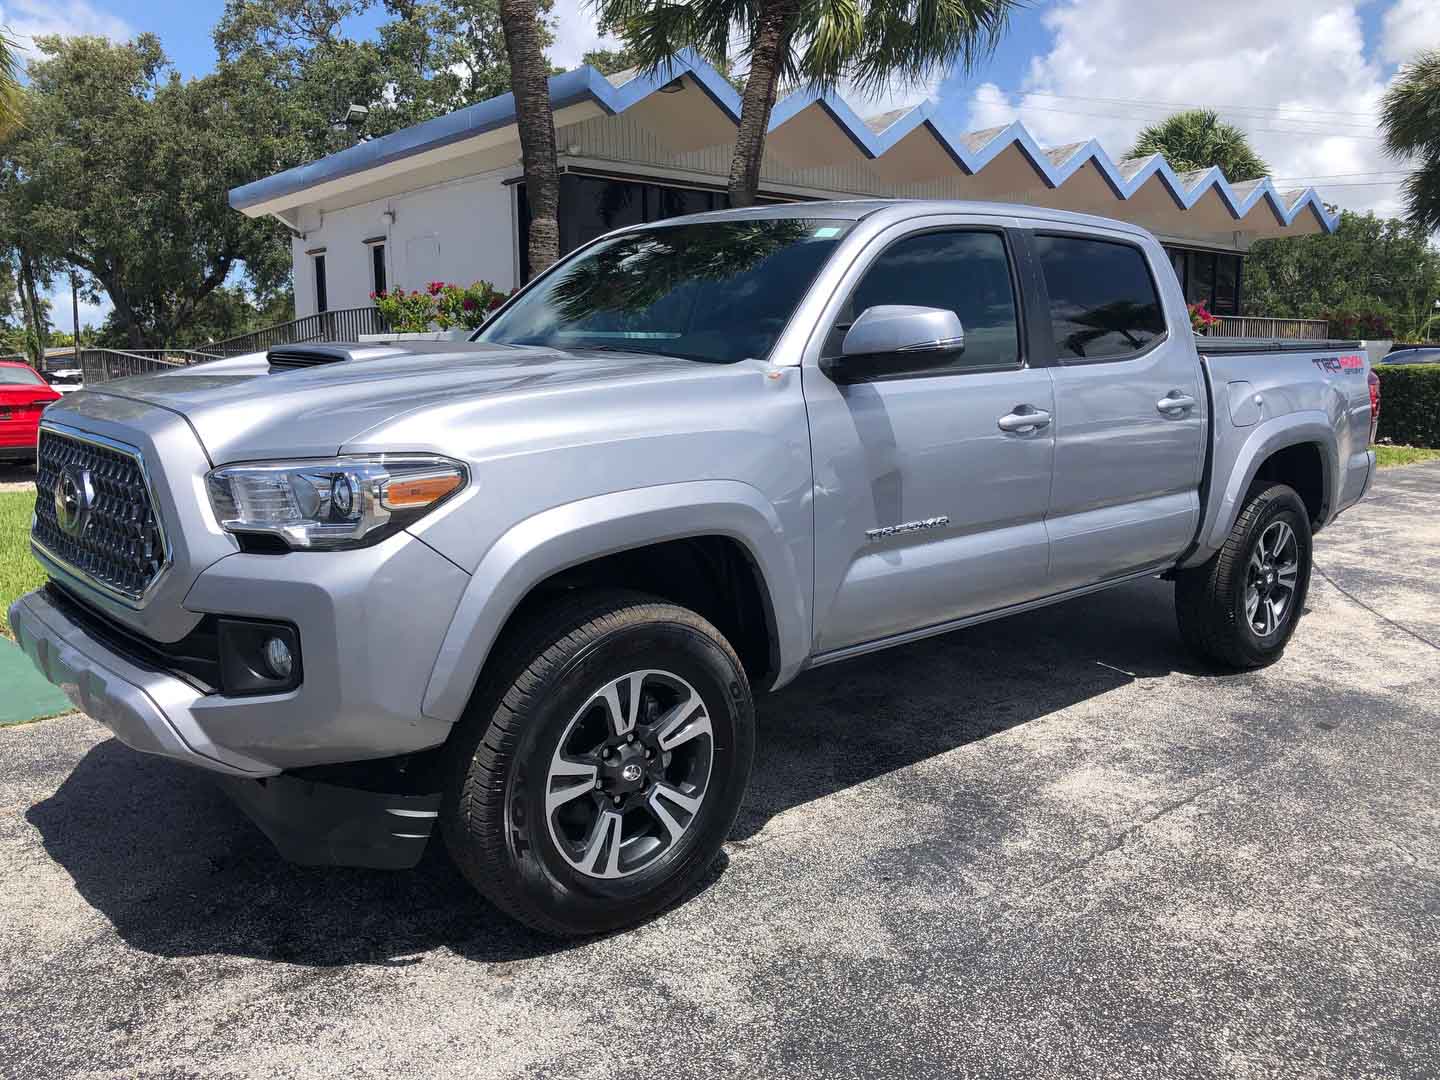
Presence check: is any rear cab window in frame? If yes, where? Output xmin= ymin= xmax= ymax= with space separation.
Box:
xmin=1034 ymin=235 xmax=1166 ymax=361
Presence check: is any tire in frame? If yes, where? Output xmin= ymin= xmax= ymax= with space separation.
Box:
xmin=1175 ymin=482 xmax=1313 ymax=670
xmin=441 ymin=589 xmax=755 ymax=936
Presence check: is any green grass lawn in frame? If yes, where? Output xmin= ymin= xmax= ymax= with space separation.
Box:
xmin=1374 ymin=445 xmax=1440 ymax=468
xmin=0 ymin=489 xmax=42 ymax=639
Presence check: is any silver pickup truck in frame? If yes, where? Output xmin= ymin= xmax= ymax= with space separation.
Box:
xmin=10 ymin=201 xmax=1377 ymax=935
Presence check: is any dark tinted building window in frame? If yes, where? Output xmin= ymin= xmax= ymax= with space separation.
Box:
xmin=370 ymin=243 xmax=386 ymax=295
xmin=834 ymin=230 xmax=1020 ymax=372
xmin=1035 ymin=235 xmax=1165 ymax=360
xmin=519 ymin=175 xmax=806 ymax=281
xmin=313 ymin=254 xmax=328 ymax=313
xmin=1162 ymin=245 xmax=1243 ymax=316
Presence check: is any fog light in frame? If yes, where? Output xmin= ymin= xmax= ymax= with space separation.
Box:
xmin=217 ymin=618 xmax=302 ymax=695
xmin=263 ymin=636 xmax=294 ymax=679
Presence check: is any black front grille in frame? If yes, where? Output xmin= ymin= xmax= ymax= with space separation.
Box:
xmin=33 ymin=429 xmax=167 ymax=601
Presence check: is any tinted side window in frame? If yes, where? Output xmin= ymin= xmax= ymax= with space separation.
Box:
xmin=1034 ymin=235 xmax=1165 ymax=360
xmin=832 ymin=231 xmax=1021 ymax=373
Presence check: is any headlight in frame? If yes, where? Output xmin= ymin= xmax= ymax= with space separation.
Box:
xmin=206 ymin=455 xmax=466 ymax=550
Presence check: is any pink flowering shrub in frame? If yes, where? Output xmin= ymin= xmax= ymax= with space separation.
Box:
xmin=373 ymin=280 xmax=515 ymax=332
xmin=1189 ymin=301 xmax=1219 ymax=335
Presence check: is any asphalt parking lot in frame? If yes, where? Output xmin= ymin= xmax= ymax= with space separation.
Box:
xmin=2 ymin=464 xmax=1437 ymax=1080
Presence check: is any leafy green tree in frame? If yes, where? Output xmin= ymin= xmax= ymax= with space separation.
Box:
xmin=1128 ymin=109 xmax=1268 ymax=181
xmin=582 ymin=45 xmax=640 ymax=75
xmin=1 ymin=35 xmax=292 ymax=347
xmin=215 ymin=0 xmax=554 ymax=153
xmin=1243 ymin=211 xmax=1440 ymax=338
xmin=1381 ymin=49 xmax=1440 ymax=236
xmin=597 ymin=0 xmax=1014 ymax=207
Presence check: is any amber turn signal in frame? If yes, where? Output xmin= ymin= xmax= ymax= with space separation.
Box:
xmin=380 ymin=471 xmax=464 ymax=510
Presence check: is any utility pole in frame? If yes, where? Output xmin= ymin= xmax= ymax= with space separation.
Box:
xmin=71 ymin=272 xmax=81 ymax=355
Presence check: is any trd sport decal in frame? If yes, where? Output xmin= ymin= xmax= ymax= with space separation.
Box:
xmin=1312 ymin=353 xmax=1365 ymax=375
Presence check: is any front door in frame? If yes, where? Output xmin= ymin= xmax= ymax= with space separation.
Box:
xmin=1030 ymin=231 xmax=1206 ymax=589
xmin=804 ymin=220 xmax=1056 ymax=655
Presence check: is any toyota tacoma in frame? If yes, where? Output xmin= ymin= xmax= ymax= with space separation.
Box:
xmin=10 ymin=201 xmax=1377 ymax=935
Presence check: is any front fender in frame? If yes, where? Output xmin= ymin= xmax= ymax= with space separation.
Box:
xmin=420 ymin=480 xmax=810 ymax=723
xmin=1182 ymin=411 xmax=1337 ymax=569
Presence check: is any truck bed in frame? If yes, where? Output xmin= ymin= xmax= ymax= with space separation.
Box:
xmin=1185 ymin=338 xmax=1375 ymax=569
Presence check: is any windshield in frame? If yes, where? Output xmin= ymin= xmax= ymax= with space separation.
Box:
xmin=1 ymin=365 xmax=46 ymax=386
xmin=478 ymin=217 xmax=853 ymax=364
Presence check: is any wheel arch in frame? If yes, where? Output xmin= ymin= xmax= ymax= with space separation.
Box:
xmin=421 ymin=481 xmax=810 ymax=724
xmin=1184 ymin=413 xmax=1337 ymax=569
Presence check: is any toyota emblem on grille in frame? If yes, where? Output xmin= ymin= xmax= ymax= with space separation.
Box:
xmin=54 ymin=464 xmax=95 ymax=539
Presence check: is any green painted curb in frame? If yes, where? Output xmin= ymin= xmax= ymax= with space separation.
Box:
xmin=0 ymin=635 xmax=72 ymax=725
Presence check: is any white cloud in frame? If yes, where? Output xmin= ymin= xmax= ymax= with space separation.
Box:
xmin=1381 ymin=0 xmax=1440 ymax=65
xmin=837 ymin=73 xmax=942 ymax=118
xmin=962 ymin=0 xmax=1407 ymax=217
xmin=546 ymin=0 xmax=620 ymax=70
xmin=0 ymin=0 xmax=133 ymax=62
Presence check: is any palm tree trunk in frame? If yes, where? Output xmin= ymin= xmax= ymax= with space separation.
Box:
xmin=727 ymin=0 xmax=799 ymax=208
xmin=500 ymin=0 xmax=560 ymax=277
xmin=17 ymin=249 xmax=46 ymax=369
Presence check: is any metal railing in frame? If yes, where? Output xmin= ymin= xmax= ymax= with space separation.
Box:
xmin=75 ymin=307 xmax=387 ymax=384
xmin=202 ymin=306 xmax=386 ymax=358
xmin=78 ymin=348 xmax=222 ymax=385
xmin=1209 ymin=316 xmax=1331 ymax=340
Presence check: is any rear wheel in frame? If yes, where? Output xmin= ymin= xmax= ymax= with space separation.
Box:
xmin=442 ymin=590 xmax=754 ymax=936
xmin=1175 ymin=483 xmax=1312 ymax=670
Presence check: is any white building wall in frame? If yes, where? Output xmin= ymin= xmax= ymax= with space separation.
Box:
xmin=290 ymin=167 xmax=516 ymax=317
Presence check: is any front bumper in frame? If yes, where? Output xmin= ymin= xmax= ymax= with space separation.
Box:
xmin=9 ymin=587 xmax=274 ymax=776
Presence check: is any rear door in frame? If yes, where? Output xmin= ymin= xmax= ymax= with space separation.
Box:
xmin=804 ymin=216 xmax=1056 ymax=655
xmin=1030 ymin=231 xmax=1206 ymax=589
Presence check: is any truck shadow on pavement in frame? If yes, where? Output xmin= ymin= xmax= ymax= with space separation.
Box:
xmin=26 ymin=577 xmax=1217 ymax=967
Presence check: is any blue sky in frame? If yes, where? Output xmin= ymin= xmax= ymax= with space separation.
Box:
xmin=13 ymin=0 xmax=1438 ymax=331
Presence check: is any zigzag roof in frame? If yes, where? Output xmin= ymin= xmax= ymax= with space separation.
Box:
xmin=230 ymin=49 xmax=1337 ymax=235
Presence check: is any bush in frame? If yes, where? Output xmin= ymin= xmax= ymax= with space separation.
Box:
xmin=1325 ymin=310 xmax=1396 ymax=340
xmin=1376 ymin=365 xmax=1440 ymax=448
xmin=373 ymin=288 xmax=438 ymax=333
xmin=372 ymin=280 xmax=513 ymax=334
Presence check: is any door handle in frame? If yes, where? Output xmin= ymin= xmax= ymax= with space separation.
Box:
xmin=1156 ymin=392 xmax=1197 ymax=415
xmin=997 ymin=406 xmax=1052 ymax=433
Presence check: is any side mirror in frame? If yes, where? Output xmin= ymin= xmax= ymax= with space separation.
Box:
xmin=822 ymin=305 xmax=965 ymax=385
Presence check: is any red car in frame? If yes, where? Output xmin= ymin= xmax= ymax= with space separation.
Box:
xmin=0 ymin=361 xmax=62 ymax=464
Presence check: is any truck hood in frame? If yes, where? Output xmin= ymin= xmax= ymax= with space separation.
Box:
xmin=61 ymin=342 xmax=712 ymax=463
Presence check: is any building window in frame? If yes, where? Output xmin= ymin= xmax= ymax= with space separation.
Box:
xmin=313 ymin=252 xmax=329 ymax=313
xmin=367 ymin=239 xmax=387 ymax=295
xmin=1162 ymin=246 xmax=1244 ymax=316
xmin=516 ymin=173 xmax=808 ymax=281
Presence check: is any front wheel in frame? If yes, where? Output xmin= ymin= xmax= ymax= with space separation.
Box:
xmin=442 ymin=590 xmax=755 ymax=936
xmin=1175 ymin=483 xmax=1313 ymax=670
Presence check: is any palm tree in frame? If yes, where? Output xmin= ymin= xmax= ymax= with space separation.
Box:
xmin=597 ymin=0 xmax=1015 ymax=207
xmin=499 ymin=0 xmax=561 ymax=276
xmin=1381 ymin=49 xmax=1440 ymax=236
xmin=0 ymin=30 xmax=22 ymax=138
xmin=1128 ymin=109 xmax=1269 ymax=182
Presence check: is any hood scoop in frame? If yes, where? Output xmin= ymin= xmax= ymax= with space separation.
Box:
xmin=267 ymin=343 xmax=364 ymax=372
